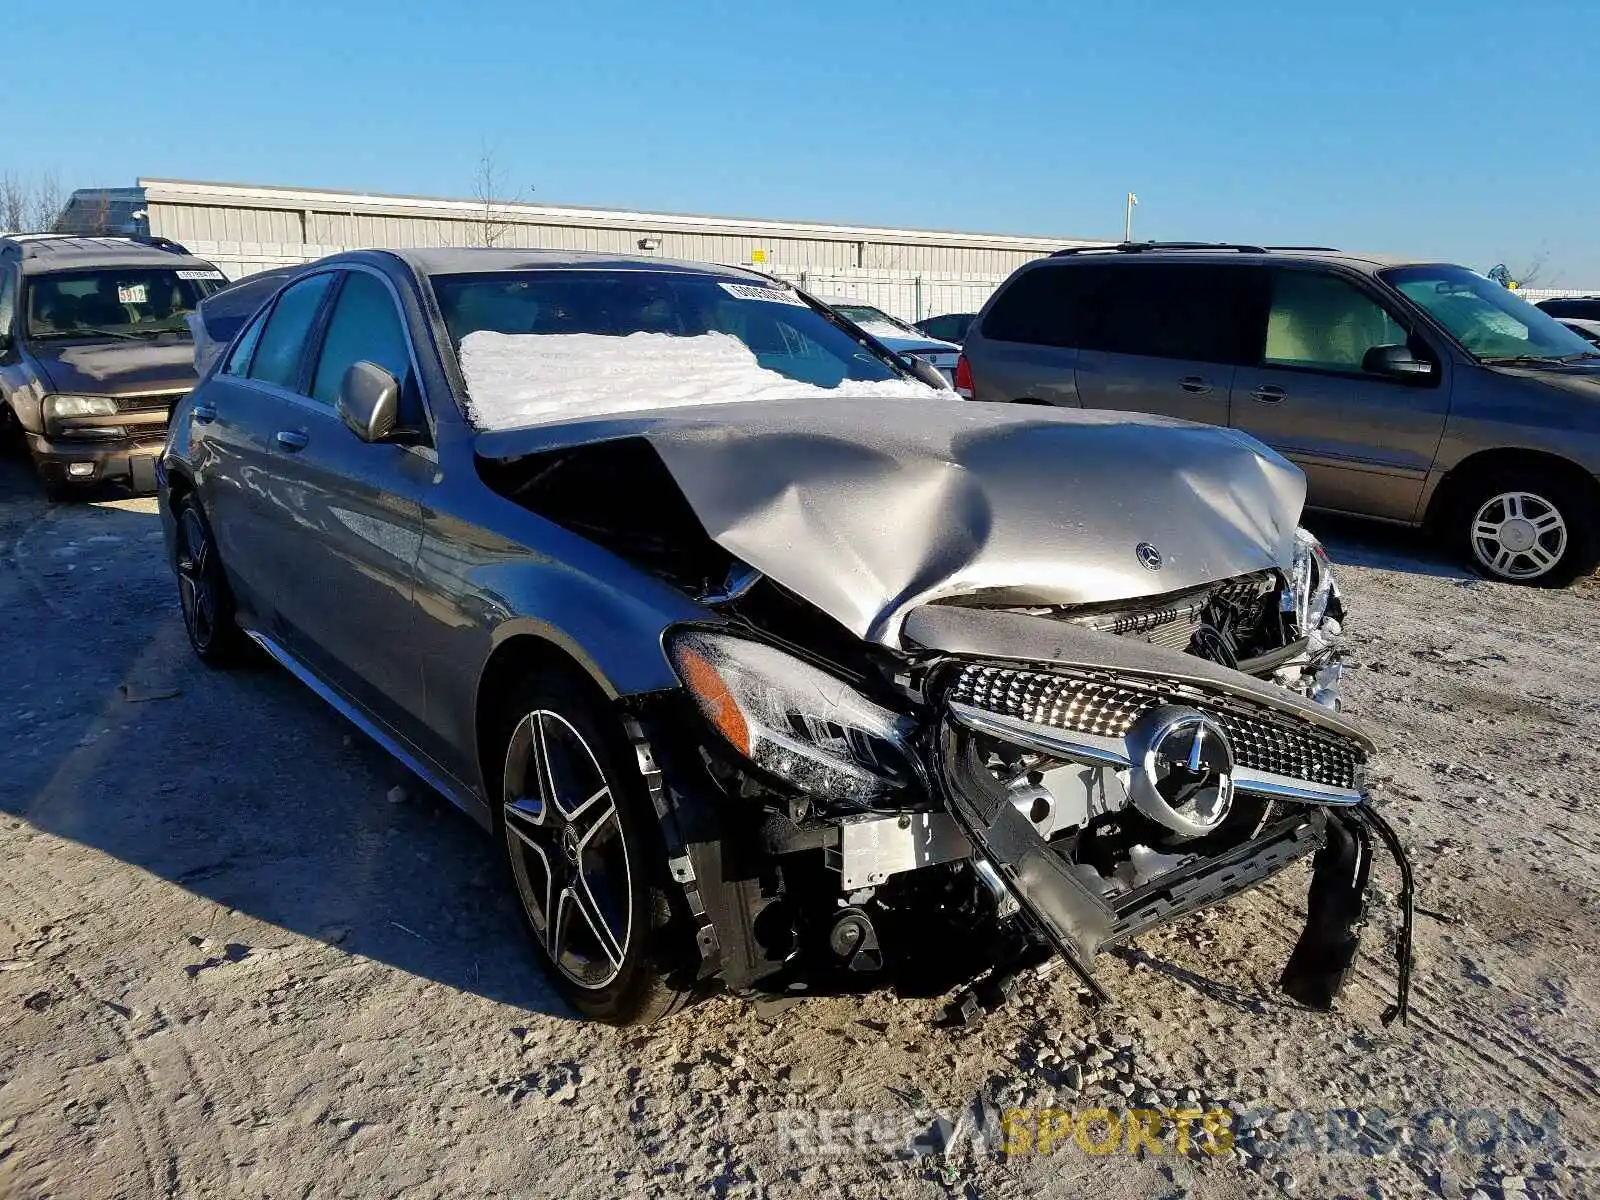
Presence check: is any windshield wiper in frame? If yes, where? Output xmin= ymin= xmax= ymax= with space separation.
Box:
xmin=1559 ymin=351 xmax=1600 ymax=362
xmin=1481 ymin=354 xmax=1568 ymax=366
xmin=32 ymin=326 xmax=146 ymax=343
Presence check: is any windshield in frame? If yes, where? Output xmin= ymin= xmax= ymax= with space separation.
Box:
xmin=1382 ymin=265 xmax=1597 ymax=362
xmin=434 ymin=271 xmax=908 ymax=387
xmin=432 ymin=271 xmax=937 ymax=430
xmin=831 ymin=303 xmax=917 ymax=339
xmin=24 ymin=268 xmax=223 ymax=341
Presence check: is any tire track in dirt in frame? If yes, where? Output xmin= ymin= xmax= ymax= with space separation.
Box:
xmin=0 ymin=865 xmax=247 ymax=1197
xmin=1249 ymin=886 xmax=1600 ymax=1112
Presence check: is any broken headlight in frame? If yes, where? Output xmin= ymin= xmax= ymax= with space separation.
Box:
xmin=1285 ymin=527 xmax=1342 ymax=638
xmin=666 ymin=629 xmax=915 ymax=803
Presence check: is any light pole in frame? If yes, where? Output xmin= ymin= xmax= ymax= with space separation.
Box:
xmin=1124 ymin=192 xmax=1138 ymax=243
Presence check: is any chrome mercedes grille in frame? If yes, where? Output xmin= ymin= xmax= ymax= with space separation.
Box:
xmin=948 ymin=663 xmax=1364 ymax=790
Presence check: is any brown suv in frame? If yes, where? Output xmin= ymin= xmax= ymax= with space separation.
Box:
xmin=0 ymin=234 xmax=226 ymax=498
xmin=960 ymin=243 xmax=1600 ymax=585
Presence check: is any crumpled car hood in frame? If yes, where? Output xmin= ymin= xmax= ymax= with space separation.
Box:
xmin=475 ymin=398 xmax=1307 ymax=646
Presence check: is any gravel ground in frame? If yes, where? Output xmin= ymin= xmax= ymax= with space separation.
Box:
xmin=1 ymin=454 xmax=1598 ymax=1200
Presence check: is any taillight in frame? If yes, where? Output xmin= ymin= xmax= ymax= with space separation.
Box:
xmin=954 ymin=353 xmax=973 ymax=398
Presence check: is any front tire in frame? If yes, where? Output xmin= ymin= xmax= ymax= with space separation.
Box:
xmin=173 ymin=493 xmax=254 ymax=666
xmin=1454 ymin=471 xmax=1599 ymax=587
xmin=496 ymin=669 xmax=697 ymax=1024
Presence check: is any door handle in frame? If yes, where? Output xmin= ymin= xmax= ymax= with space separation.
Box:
xmin=1251 ymin=385 xmax=1288 ymax=404
xmin=192 ymin=402 xmax=217 ymax=424
xmin=275 ymin=430 xmax=309 ymax=452
xmin=1178 ymin=376 xmax=1213 ymax=395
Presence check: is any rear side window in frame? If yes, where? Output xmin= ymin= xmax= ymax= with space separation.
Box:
xmin=247 ymin=273 xmax=335 ymax=391
xmin=1264 ymin=270 xmax=1408 ymax=372
xmin=980 ymin=265 xmax=1096 ymax=347
xmin=224 ymin=308 xmax=268 ymax=376
xmin=0 ymin=269 xmax=15 ymax=340
xmin=311 ymin=272 xmax=412 ymax=407
xmin=1089 ymin=264 xmax=1258 ymax=364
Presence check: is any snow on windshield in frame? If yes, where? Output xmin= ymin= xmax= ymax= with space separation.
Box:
xmin=458 ymin=330 xmax=940 ymax=431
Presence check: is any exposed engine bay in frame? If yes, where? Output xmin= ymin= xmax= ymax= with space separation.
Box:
xmin=480 ymin=429 xmax=1413 ymax=1025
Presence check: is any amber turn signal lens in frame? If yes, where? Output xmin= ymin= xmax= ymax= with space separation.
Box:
xmin=676 ymin=646 xmax=751 ymax=756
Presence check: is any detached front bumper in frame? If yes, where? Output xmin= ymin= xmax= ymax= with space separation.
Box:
xmin=933 ymin=699 xmax=1415 ymax=1023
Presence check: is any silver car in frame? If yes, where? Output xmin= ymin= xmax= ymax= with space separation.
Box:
xmin=158 ymin=249 xmax=1412 ymax=1026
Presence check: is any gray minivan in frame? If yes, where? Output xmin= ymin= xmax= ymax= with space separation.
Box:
xmin=961 ymin=243 xmax=1600 ymax=585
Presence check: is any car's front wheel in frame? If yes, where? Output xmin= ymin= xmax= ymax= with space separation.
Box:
xmin=497 ymin=669 xmax=697 ymax=1024
xmin=1456 ymin=470 xmax=1599 ymax=587
xmin=173 ymin=493 xmax=254 ymax=666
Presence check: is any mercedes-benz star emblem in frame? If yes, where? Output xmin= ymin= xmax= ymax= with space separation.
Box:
xmin=1124 ymin=706 xmax=1235 ymax=838
xmin=1135 ymin=542 xmax=1164 ymax=571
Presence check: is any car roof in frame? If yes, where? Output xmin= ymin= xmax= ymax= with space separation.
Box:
xmin=1 ymin=233 xmax=217 ymax=275
xmin=380 ymin=246 xmax=783 ymax=282
xmin=1034 ymin=242 xmax=1429 ymax=274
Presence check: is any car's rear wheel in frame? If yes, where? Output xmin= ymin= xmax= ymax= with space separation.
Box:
xmin=174 ymin=493 xmax=254 ymax=666
xmin=1455 ymin=470 xmax=1599 ymax=587
xmin=497 ymin=669 xmax=696 ymax=1024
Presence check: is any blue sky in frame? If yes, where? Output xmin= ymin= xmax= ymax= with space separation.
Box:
xmin=4 ymin=0 xmax=1597 ymax=281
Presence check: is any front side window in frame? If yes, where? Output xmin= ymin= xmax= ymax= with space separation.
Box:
xmin=23 ymin=268 xmax=222 ymax=340
xmin=1264 ymin=270 xmax=1409 ymax=373
xmin=311 ymin=272 xmax=412 ymax=407
xmin=1383 ymin=265 xmax=1596 ymax=362
xmin=248 ymin=273 xmax=335 ymax=390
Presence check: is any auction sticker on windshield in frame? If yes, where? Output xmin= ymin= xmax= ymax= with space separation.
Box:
xmin=718 ymin=282 xmax=807 ymax=306
xmin=117 ymin=284 xmax=148 ymax=304
xmin=177 ymin=269 xmax=227 ymax=281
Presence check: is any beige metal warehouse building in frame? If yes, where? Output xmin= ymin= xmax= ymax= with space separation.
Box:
xmin=62 ymin=178 xmax=1097 ymax=322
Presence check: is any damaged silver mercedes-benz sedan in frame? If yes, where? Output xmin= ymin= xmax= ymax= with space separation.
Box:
xmin=158 ymin=249 xmax=1412 ymax=1025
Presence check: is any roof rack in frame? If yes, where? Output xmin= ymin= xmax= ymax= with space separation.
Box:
xmin=127 ymin=234 xmax=192 ymax=255
xmin=1263 ymin=245 xmax=1341 ymax=251
xmin=1050 ymin=240 xmax=1288 ymax=257
xmin=0 ymin=233 xmax=193 ymax=259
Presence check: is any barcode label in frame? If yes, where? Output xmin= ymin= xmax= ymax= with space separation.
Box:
xmin=718 ymin=282 xmax=807 ymax=307
xmin=177 ymin=270 xmax=227 ymax=280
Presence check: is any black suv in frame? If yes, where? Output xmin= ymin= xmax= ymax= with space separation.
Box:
xmin=1535 ymin=296 xmax=1600 ymax=321
xmin=0 ymin=235 xmax=226 ymax=497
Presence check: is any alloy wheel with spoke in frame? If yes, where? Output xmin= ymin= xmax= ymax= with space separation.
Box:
xmin=177 ymin=507 xmax=219 ymax=648
xmin=503 ymin=709 xmax=633 ymax=990
xmin=1469 ymin=490 xmax=1567 ymax=581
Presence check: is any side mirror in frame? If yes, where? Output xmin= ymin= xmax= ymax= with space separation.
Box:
xmin=1363 ymin=344 xmax=1435 ymax=381
xmin=337 ymin=360 xmax=400 ymax=442
xmin=902 ymin=355 xmax=952 ymax=390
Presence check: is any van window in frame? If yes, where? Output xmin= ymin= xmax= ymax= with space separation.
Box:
xmin=1264 ymin=270 xmax=1408 ymax=373
xmin=979 ymin=265 xmax=1097 ymax=347
xmin=1089 ymin=265 xmax=1258 ymax=364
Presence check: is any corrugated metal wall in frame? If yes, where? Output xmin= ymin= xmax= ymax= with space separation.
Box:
xmin=135 ymin=179 xmax=1089 ymax=321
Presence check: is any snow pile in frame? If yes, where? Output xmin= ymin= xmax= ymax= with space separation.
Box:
xmin=457 ymin=330 xmax=940 ymax=431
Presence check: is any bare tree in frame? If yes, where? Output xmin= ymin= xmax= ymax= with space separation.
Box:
xmin=470 ymin=149 xmax=530 ymax=248
xmin=0 ymin=171 xmax=67 ymax=233
xmin=29 ymin=172 xmax=64 ymax=233
xmin=0 ymin=174 xmax=26 ymax=232
xmin=1489 ymin=249 xmax=1556 ymax=290
xmin=1511 ymin=252 xmax=1552 ymax=290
